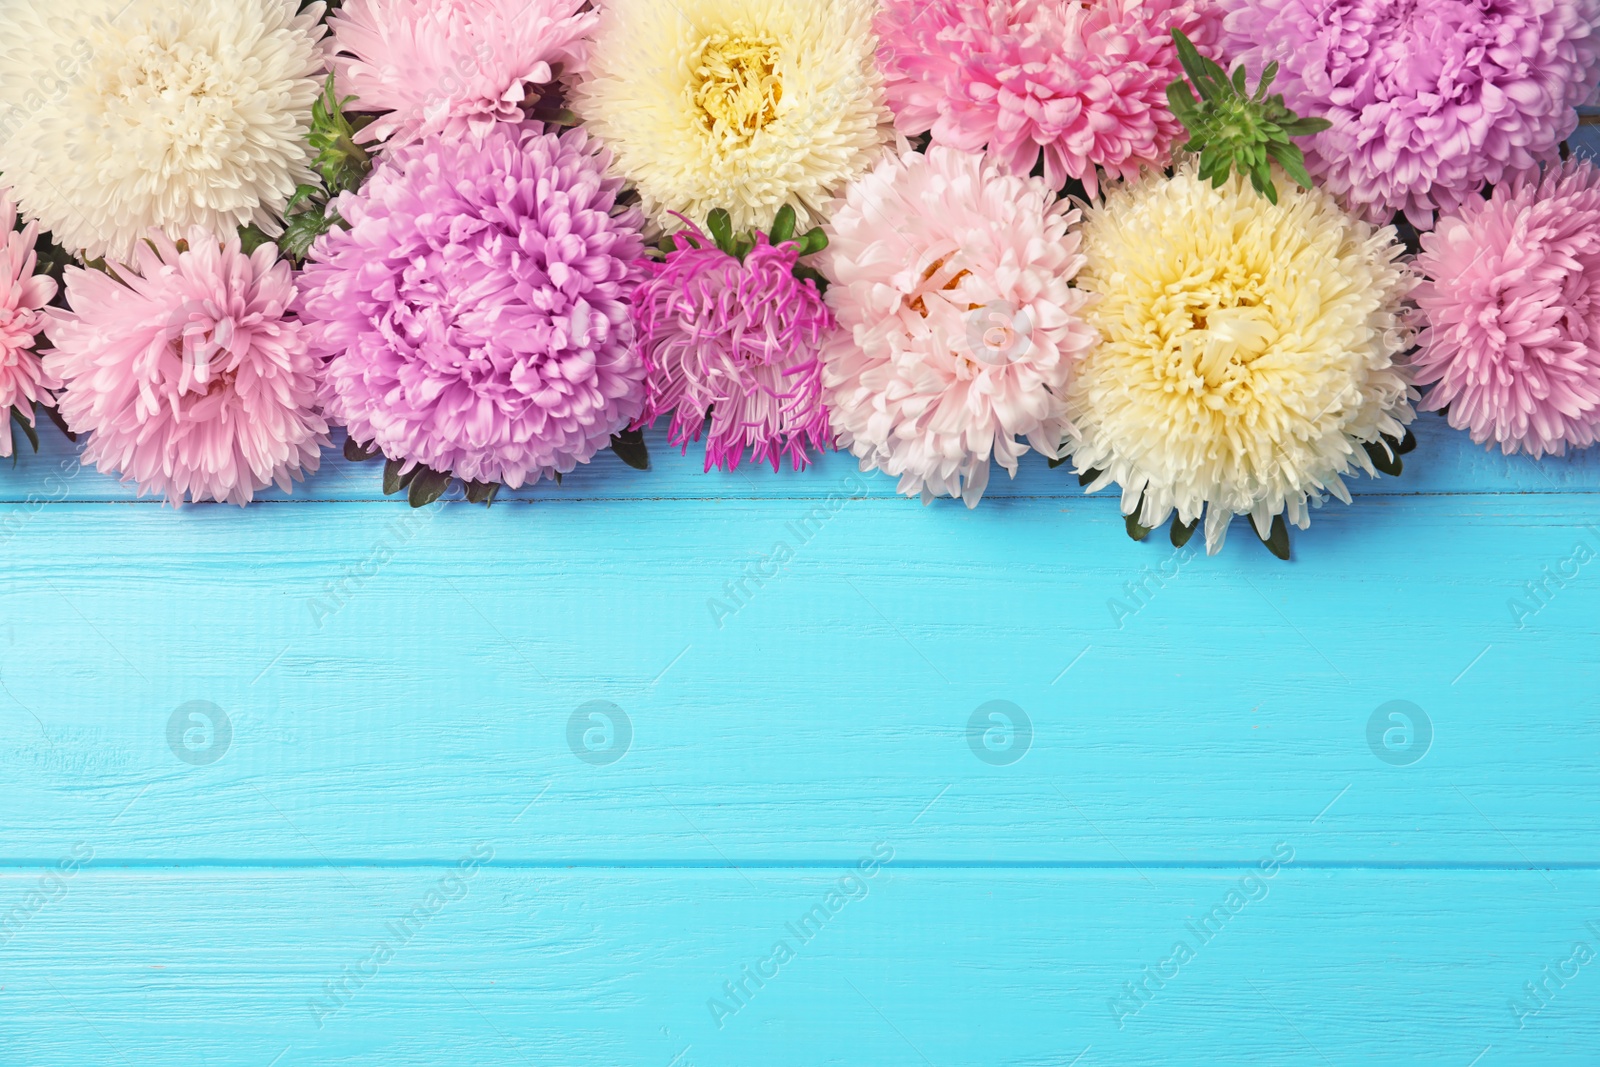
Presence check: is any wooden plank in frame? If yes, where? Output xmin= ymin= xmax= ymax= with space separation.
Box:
xmin=2 ymin=868 xmax=1596 ymax=1066
xmin=1 ymin=414 xmax=1596 ymax=507
xmin=4 ymin=493 xmax=1596 ymax=863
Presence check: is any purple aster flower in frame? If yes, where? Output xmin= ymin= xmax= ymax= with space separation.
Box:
xmin=1219 ymin=0 xmax=1600 ymax=227
xmin=634 ymin=221 xmax=833 ymax=472
xmin=299 ymin=122 xmax=647 ymax=488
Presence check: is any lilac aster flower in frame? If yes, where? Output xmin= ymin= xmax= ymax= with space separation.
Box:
xmin=1220 ymin=0 xmax=1600 ymax=227
xmin=299 ymin=122 xmax=648 ymax=488
xmin=634 ymin=221 xmax=833 ymax=472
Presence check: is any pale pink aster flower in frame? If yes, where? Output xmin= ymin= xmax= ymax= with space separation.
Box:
xmin=0 ymin=193 xmax=58 ymax=457
xmin=43 ymin=232 xmax=328 ymax=505
xmin=875 ymin=0 xmax=1220 ymax=195
xmin=820 ymin=146 xmax=1098 ymax=507
xmin=1413 ymin=160 xmax=1600 ymax=458
xmin=1220 ymin=0 xmax=1600 ymax=227
xmin=329 ymin=0 xmax=596 ymax=147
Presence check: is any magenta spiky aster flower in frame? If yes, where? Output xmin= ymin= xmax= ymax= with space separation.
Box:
xmin=634 ymin=219 xmax=834 ymax=472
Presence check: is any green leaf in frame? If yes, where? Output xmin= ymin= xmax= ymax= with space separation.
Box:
xmin=769 ymin=204 xmax=797 ymax=247
xmin=1258 ymin=515 xmax=1292 ymax=561
xmin=238 ymin=224 xmax=276 ymax=255
xmin=1249 ymin=161 xmax=1278 ymax=204
xmin=610 ymin=429 xmax=651 ymax=471
xmin=1265 ymin=139 xmax=1314 ymax=190
xmin=795 ymin=228 xmax=828 ymax=257
xmin=1047 ymin=455 xmax=1070 ymax=469
xmin=10 ymin=406 xmax=38 ymax=456
xmin=1170 ymin=516 xmax=1200 ymax=548
xmin=343 ymin=437 xmax=381 ymax=463
xmin=731 ymin=234 xmax=754 ymax=262
xmin=1231 ymin=64 xmax=1248 ymax=96
xmin=407 ymin=467 xmax=452 ymax=508
xmin=706 ymin=209 xmax=734 ymax=255
xmin=1167 ymin=81 xmax=1200 ymax=127
xmin=382 ymin=458 xmax=420 ymax=497
xmin=1393 ymin=428 xmax=1418 ymax=456
xmin=1364 ymin=439 xmax=1403 ymax=477
xmin=1256 ymin=61 xmax=1279 ymax=100
xmin=1277 ymin=116 xmax=1333 ymax=137
xmin=1078 ymin=468 xmax=1101 ymax=487
xmin=1125 ymin=511 xmax=1152 ymax=543
xmin=1171 ymin=30 xmax=1218 ymax=101
xmin=465 ymin=480 xmax=501 ymax=507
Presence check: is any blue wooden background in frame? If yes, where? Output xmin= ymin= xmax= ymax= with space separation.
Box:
xmin=3 ymin=130 xmax=1599 ymax=1066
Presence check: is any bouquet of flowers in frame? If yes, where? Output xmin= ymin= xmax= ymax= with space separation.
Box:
xmin=0 ymin=0 xmax=1595 ymax=559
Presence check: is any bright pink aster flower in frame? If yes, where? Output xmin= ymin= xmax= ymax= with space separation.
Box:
xmin=0 ymin=192 xmax=58 ymax=457
xmin=329 ymin=0 xmax=595 ymax=147
xmin=1412 ymin=160 xmax=1600 ymax=458
xmin=634 ymin=222 xmax=833 ymax=472
xmin=300 ymin=122 xmax=647 ymax=488
xmin=43 ymin=232 xmax=328 ymax=505
xmin=875 ymin=0 xmax=1220 ymax=195
xmin=1220 ymin=0 xmax=1600 ymax=227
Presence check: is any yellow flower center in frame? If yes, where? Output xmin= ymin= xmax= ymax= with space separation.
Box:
xmin=690 ymin=33 xmax=783 ymax=147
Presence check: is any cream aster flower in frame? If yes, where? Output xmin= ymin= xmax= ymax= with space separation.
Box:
xmin=1066 ymin=165 xmax=1416 ymax=555
xmin=821 ymin=146 xmax=1097 ymax=507
xmin=571 ymin=0 xmax=894 ymax=233
xmin=0 ymin=0 xmax=328 ymax=262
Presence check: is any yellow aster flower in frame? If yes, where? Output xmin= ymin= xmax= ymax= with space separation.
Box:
xmin=1066 ymin=165 xmax=1417 ymax=555
xmin=571 ymin=0 xmax=894 ymax=234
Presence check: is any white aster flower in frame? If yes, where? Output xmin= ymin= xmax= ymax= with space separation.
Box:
xmin=0 ymin=0 xmax=329 ymax=262
xmin=1066 ymin=165 xmax=1417 ymax=554
xmin=571 ymin=0 xmax=894 ymax=233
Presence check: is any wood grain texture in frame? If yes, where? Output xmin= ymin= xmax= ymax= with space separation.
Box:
xmin=3 ymin=869 xmax=1598 ymax=1066
xmin=3 ymin=387 xmax=1598 ymax=1062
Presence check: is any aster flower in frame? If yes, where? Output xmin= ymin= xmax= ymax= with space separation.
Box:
xmin=329 ymin=0 xmax=595 ymax=148
xmin=42 ymin=232 xmax=328 ymax=505
xmin=635 ymin=207 xmax=834 ymax=472
xmin=820 ymin=146 xmax=1097 ymax=507
xmin=571 ymin=0 xmax=894 ymax=234
xmin=0 ymin=0 xmax=330 ymax=263
xmin=300 ymin=122 xmax=647 ymax=494
xmin=1219 ymin=0 xmax=1600 ymax=227
xmin=0 ymin=195 xmax=59 ymax=459
xmin=875 ymin=0 xmax=1219 ymax=196
xmin=1065 ymin=165 xmax=1417 ymax=557
xmin=1412 ymin=161 xmax=1600 ymax=458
